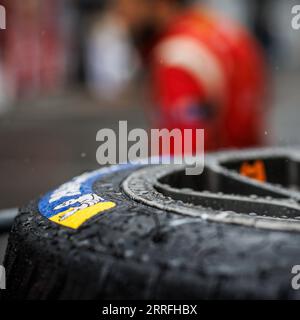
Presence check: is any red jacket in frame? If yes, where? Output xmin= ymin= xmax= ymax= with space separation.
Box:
xmin=151 ymin=9 xmax=267 ymax=151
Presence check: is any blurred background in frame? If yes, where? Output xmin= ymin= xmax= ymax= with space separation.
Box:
xmin=0 ymin=0 xmax=299 ymax=213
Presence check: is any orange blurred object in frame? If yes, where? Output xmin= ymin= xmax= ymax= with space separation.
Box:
xmin=240 ymin=160 xmax=267 ymax=183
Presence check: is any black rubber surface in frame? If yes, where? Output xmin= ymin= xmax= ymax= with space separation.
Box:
xmin=3 ymin=163 xmax=300 ymax=300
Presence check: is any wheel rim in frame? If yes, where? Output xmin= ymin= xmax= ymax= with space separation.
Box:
xmin=123 ymin=147 xmax=300 ymax=232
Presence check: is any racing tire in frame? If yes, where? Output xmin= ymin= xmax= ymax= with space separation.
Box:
xmin=3 ymin=148 xmax=300 ymax=300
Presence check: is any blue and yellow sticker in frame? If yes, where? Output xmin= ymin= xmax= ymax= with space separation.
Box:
xmin=38 ymin=164 xmax=134 ymax=229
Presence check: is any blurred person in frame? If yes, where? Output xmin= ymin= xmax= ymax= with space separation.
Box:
xmin=96 ymin=0 xmax=268 ymax=150
xmin=86 ymin=9 xmax=140 ymax=100
xmin=2 ymin=0 xmax=70 ymax=100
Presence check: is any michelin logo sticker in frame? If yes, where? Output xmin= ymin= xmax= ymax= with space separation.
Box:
xmin=39 ymin=164 xmax=134 ymax=229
